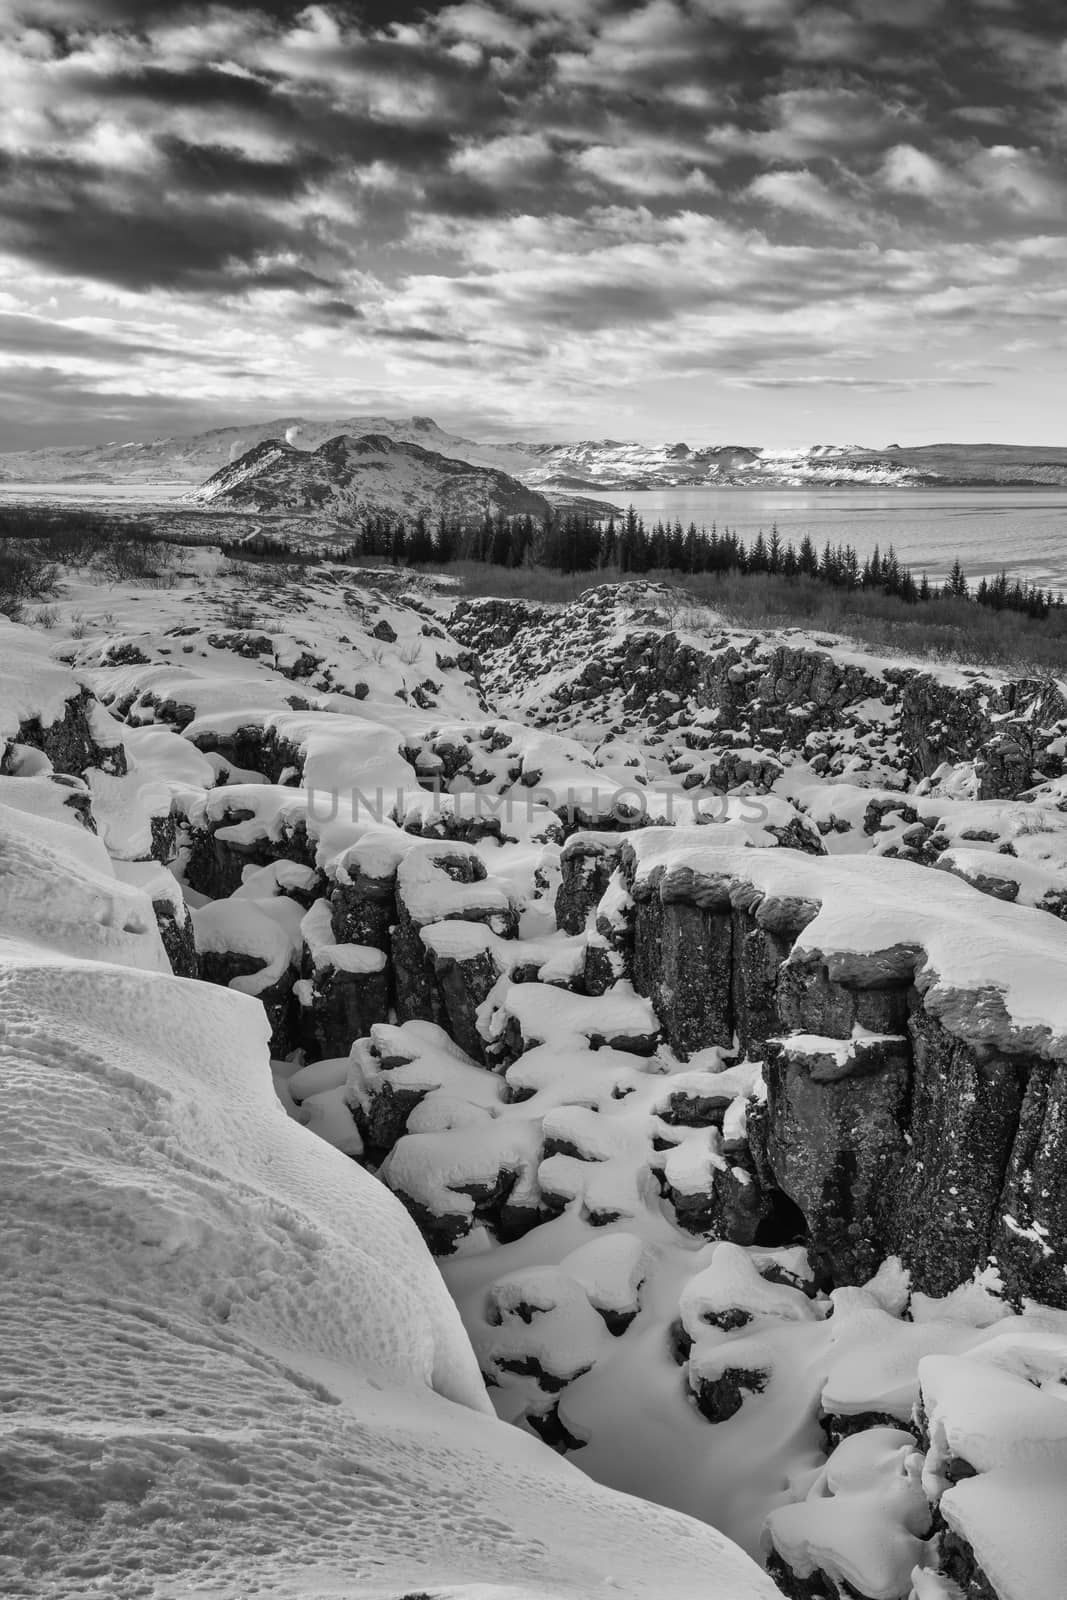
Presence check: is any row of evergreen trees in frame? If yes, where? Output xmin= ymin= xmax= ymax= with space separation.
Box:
xmin=289 ymin=507 xmax=1062 ymax=621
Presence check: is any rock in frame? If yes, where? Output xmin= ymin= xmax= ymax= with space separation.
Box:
xmin=300 ymin=960 xmax=390 ymax=1060
xmin=198 ymin=950 xmax=297 ymax=1056
xmin=690 ymin=1365 xmax=768 ymax=1424
xmin=556 ymin=834 xmax=623 ymax=935
xmin=762 ymin=1033 xmax=911 ymax=1284
xmin=4 ymin=686 xmax=127 ymax=779
xmin=391 ymin=841 xmax=516 ymax=1043
xmin=153 ymin=895 xmax=199 ymax=978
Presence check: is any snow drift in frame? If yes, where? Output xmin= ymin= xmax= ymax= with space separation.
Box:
xmin=0 ymin=805 xmax=776 ymax=1600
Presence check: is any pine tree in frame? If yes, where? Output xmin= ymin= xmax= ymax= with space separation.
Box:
xmin=948 ymin=558 xmax=968 ymax=599
xmin=798 ymin=534 xmax=819 ymax=576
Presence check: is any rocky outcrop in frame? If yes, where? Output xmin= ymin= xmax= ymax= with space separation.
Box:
xmin=3 ymin=686 xmax=127 ymax=779
xmin=899 ymin=671 xmax=1067 ymax=791
xmin=449 ymin=586 xmax=1067 ymax=798
xmin=298 ymin=899 xmax=390 ymax=1059
xmin=390 ymin=840 xmax=517 ymax=1053
xmin=615 ymin=834 xmax=1067 ymax=1305
xmin=183 ymin=791 xmax=316 ymax=898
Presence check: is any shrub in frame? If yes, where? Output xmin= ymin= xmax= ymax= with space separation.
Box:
xmin=0 ymin=542 xmax=59 ymax=617
xmin=673 ymin=570 xmax=1067 ymax=673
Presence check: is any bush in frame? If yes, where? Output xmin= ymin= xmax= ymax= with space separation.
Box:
xmin=102 ymin=536 xmax=176 ymax=584
xmin=0 ymin=542 xmax=59 ymax=618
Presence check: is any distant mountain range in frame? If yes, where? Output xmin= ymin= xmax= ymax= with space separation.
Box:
xmin=0 ymin=414 xmax=519 ymax=487
xmin=509 ymin=439 xmax=1067 ymax=490
xmin=2 ymin=413 xmax=1067 ymax=494
xmin=190 ymin=432 xmax=553 ymax=525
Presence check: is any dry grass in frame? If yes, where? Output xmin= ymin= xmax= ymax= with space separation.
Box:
xmin=677 ymin=571 xmax=1067 ymax=674
xmin=447 ymin=560 xmax=602 ymax=604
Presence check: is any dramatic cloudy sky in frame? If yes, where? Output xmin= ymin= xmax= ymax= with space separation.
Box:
xmin=0 ymin=0 xmax=1064 ymax=448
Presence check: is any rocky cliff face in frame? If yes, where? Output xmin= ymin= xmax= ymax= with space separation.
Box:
xmin=449 ymin=586 xmax=1067 ymax=800
xmin=605 ymin=833 xmax=1067 ymax=1306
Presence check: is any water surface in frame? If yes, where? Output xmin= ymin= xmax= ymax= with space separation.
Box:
xmin=612 ymin=487 xmax=1067 ymax=589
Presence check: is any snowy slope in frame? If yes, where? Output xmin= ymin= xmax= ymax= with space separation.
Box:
xmin=0 ymin=808 xmax=777 ymax=1600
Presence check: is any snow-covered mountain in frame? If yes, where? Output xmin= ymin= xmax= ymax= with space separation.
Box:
xmin=506 ymin=438 xmax=1067 ymax=489
xmin=190 ymin=431 xmax=552 ymax=524
xmin=5 ymin=415 xmax=1067 ymax=493
xmin=0 ymin=413 xmax=524 ymax=486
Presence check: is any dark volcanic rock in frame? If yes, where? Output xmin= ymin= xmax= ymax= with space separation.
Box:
xmin=154 ymin=896 xmax=198 ymax=978
xmin=762 ymin=1034 xmax=911 ymax=1284
xmin=5 ymin=687 xmax=127 ymax=780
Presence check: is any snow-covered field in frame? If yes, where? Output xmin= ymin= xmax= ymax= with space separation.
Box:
xmin=5 ymin=551 xmax=1067 ymax=1600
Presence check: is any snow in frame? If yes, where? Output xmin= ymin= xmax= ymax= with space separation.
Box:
xmin=920 ymin=1353 xmax=1067 ymax=1479
xmin=397 ymin=837 xmax=514 ymax=926
xmin=10 ymin=549 xmax=1067 ymax=1600
xmin=765 ymin=1428 xmax=931 ymax=1600
xmin=301 ymin=896 xmax=387 ymax=974
xmin=483 ymin=980 xmax=658 ymax=1051
xmin=939 ymin=1467 xmax=1067 ymax=1600
xmin=0 ymin=844 xmax=777 ymax=1599
xmin=625 ymin=830 xmax=1067 ymax=1055
xmin=680 ymin=1244 xmax=821 ymax=1335
xmin=0 ymin=798 xmax=169 ymax=971
xmin=0 ymin=615 xmax=87 ymax=740
xmin=192 ymin=894 xmax=303 ymax=993
xmin=88 ymin=721 xmax=214 ymax=859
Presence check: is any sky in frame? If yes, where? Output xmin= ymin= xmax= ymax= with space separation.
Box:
xmin=0 ymin=0 xmax=1064 ymax=450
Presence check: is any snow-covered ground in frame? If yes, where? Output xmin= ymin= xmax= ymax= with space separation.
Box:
xmin=0 ymin=752 xmax=775 ymax=1599
xmin=5 ymin=555 xmax=1067 ymax=1600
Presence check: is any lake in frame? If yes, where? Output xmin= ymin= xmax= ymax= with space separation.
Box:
xmin=611 ymin=487 xmax=1067 ymax=591
xmin=2 ymin=478 xmax=1066 ymax=590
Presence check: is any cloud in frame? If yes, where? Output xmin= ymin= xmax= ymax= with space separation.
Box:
xmin=573 ymin=144 xmax=716 ymax=196
xmin=450 ymin=131 xmax=557 ymax=186
xmin=880 ymin=140 xmax=1067 ymax=221
xmin=434 ymin=3 xmax=531 ymax=52
xmin=0 ymin=0 xmax=1062 ymax=445
xmin=742 ymin=374 xmax=993 ymax=391
xmin=880 ymin=143 xmax=952 ymax=197
xmin=746 ymin=168 xmax=854 ymax=223
xmin=0 ymin=312 xmax=158 ymax=360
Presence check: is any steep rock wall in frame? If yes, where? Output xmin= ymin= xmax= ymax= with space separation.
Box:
xmin=610 ymin=834 xmax=1067 ymax=1305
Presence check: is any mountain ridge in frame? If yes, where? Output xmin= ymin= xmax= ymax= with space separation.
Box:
xmin=189 ymin=431 xmax=554 ymax=525
xmin=3 ymin=414 xmax=1067 ymax=492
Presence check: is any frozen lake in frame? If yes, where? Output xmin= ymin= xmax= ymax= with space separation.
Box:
xmin=612 ymin=486 xmax=1067 ymax=589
